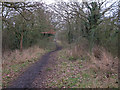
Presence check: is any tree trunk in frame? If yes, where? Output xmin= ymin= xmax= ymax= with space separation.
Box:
xmin=20 ymin=32 xmax=23 ymax=52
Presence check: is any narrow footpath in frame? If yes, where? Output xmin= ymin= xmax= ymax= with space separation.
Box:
xmin=7 ymin=45 xmax=62 ymax=89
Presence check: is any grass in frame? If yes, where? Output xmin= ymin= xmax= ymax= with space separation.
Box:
xmin=82 ymin=73 xmax=90 ymax=79
xmin=2 ymin=40 xmax=57 ymax=88
xmin=2 ymin=45 xmax=54 ymax=88
xmin=2 ymin=57 xmax=39 ymax=87
xmin=61 ymin=62 xmax=67 ymax=66
xmin=3 ymin=41 xmax=118 ymax=88
xmin=46 ymin=67 xmax=52 ymax=71
xmin=79 ymin=64 xmax=83 ymax=68
xmin=68 ymin=56 xmax=77 ymax=61
xmin=43 ymin=48 xmax=118 ymax=88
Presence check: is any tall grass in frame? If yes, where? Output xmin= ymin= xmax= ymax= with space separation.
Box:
xmin=2 ymin=38 xmax=56 ymax=87
xmin=62 ymin=37 xmax=118 ymax=72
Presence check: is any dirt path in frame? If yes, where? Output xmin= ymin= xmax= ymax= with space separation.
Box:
xmin=7 ymin=45 xmax=62 ymax=89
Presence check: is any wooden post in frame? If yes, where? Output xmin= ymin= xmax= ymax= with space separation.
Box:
xmin=20 ymin=32 xmax=23 ymax=52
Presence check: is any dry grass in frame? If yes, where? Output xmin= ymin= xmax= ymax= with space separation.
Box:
xmin=3 ymin=46 xmax=45 ymax=67
xmin=29 ymin=39 xmax=118 ymax=88
xmin=2 ymin=45 xmax=47 ymax=87
xmin=63 ymin=42 xmax=118 ymax=88
xmin=39 ymin=48 xmax=118 ymax=88
xmin=66 ymin=41 xmax=118 ymax=73
xmin=88 ymin=45 xmax=118 ymax=73
xmin=66 ymin=45 xmax=87 ymax=60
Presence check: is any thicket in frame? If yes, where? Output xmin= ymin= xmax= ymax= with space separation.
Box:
xmin=2 ymin=2 xmax=55 ymax=52
xmin=51 ymin=1 xmax=119 ymax=56
xmin=2 ymin=1 xmax=119 ymax=57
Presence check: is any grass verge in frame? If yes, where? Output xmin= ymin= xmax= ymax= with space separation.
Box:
xmin=2 ymin=44 xmax=55 ymax=88
xmin=42 ymin=48 xmax=118 ymax=88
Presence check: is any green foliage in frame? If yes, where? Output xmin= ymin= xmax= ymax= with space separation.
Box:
xmin=46 ymin=67 xmax=52 ymax=71
xmin=82 ymin=73 xmax=90 ymax=79
xmin=68 ymin=56 xmax=77 ymax=61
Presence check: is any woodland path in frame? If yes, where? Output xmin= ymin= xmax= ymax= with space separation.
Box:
xmin=7 ymin=44 xmax=62 ymax=89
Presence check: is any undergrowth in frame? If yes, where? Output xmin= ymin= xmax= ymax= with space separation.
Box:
xmin=2 ymin=42 xmax=56 ymax=87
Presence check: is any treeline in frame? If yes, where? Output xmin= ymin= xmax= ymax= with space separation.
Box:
xmin=2 ymin=2 xmax=54 ymax=51
xmin=2 ymin=1 xmax=119 ymax=56
xmin=49 ymin=1 xmax=119 ymax=56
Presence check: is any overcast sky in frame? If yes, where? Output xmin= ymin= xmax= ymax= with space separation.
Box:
xmin=3 ymin=0 xmax=118 ymax=6
xmin=32 ymin=0 xmax=118 ymax=5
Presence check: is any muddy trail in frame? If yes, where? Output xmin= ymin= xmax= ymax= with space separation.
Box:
xmin=6 ymin=44 xmax=62 ymax=89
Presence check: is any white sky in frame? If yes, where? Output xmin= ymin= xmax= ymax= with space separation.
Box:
xmin=3 ymin=0 xmax=118 ymax=5
xmin=33 ymin=0 xmax=82 ymax=4
xmin=33 ymin=0 xmax=118 ymax=5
